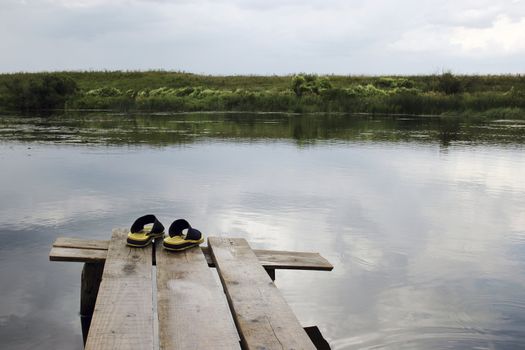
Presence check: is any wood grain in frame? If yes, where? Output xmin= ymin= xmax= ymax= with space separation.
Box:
xmin=53 ymin=237 xmax=110 ymax=250
xmin=51 ymin=237 xmax=333 ymax=271
xmin=85 ymin=229 xmax=154 ymax=350
xmin=252 ymin=249 xmax=333 ymax=271
xmin=49 ymin=246 xmax=107 ymax=263
xmin=208 ymin=237 xmax=316 ymax=350
xmin=203 ymin=246 xmax=333 ymax=270
xmin=156 ymin=244 xmax=240 ymax=349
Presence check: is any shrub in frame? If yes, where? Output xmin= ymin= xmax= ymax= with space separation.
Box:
xmin=347 ymin=84 xmax=388 ymax=97
xmin=291 ymin=74 xmax=332 ymax=97
xmin=436 ymin=72 xmax=462 ymax=95
xmin=125 ymin=89 xmax=137 ymax=98
xmin=86 ymin=87 xmax=122 ymax=97
xmin=375 ymin=77 xmax=415 ymax=89
xmin=2 ymin=74 xmax=78 ymax=111
xmin=291 ymin=75 xmax=307 ymax=97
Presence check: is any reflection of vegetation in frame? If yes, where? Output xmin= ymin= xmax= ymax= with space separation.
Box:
xmin=0 ymin=72 xmax=524 ymax=117
xmin=438 ymin=117 xmax=461 ymax=146
xmin=0 ymin=113 xmax=523 ymax=146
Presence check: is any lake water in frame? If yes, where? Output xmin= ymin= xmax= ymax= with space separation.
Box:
xmin=0 ymin=112 xmax=524 ymax=349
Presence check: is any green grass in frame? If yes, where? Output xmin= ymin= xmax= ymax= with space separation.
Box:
xmin=0 ymin=71 xmax=524 ymax=117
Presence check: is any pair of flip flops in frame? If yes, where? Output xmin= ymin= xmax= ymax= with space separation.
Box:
xmin=126 ymin=215 xmax=204 ymax=251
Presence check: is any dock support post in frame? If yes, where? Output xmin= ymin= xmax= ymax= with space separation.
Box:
xmin=304 ymin=326 xmax=331 ymax=350
xmin=266 ymin=268 xmax=276 ymax=281
xmin=80 ymin=262 xmax=104 ymax=345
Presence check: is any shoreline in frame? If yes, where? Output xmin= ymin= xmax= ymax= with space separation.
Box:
xmin=0 ymin=72 xmax=523 ymax=118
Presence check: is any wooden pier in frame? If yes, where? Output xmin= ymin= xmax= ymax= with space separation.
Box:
xmin=50 ymin=229 xmax=333 ymax=349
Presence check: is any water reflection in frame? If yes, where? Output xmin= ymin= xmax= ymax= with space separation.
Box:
xmin=438 ymin=117 xmax=461 ymax=146
xmin=0 ymin=113 xmax=524 ymax=349
xmin=0 ymin=112 xmax=524 ymax=146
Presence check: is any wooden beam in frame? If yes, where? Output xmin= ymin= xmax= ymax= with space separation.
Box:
xmin=304 ymin=326 xmax=331 ymax=350
xmin=208 ymin=237 xmax=316 ymax=350
xmin=50 ymin=246 xmax=107 ymax=263
xmin=80 ymin=262 xmax=105 ymax=345
xmin=85 ymin=229 xmax=154 ymax=350
xmin=266 ymin=268 xmax=276 ymax=281
xmin=156 ymin=243 xmax=240 ymax=349
xmin=54 ymin=237 xmax=109 ymax=250
xmin=50 ymin=237 xmax=333 ymax=271
xmin=252 ymin=249 xmax=333 ymax=271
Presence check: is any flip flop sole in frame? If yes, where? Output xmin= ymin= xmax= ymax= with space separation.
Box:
xmin=163 ymin=238 xmax=204 ymax=251
xmin=126 ymin=232 xmax=164 ymax=247
xmin=126 ymin=238 xmax=153 ymax=248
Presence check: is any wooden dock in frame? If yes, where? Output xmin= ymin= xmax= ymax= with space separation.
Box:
xmin=50 ymin=229 xmax=333 ymax=349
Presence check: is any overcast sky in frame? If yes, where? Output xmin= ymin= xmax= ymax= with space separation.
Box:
xmin=1 ymin=0 xmax=524 ymax=74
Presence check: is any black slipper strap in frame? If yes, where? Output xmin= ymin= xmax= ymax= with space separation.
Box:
xmin=168 ymin=219 xmax=201 ymax=240
xmin=185 ymin=228 xmax=202 ymax=241
xmin=130 ymin=214 xmax=164 ymax=235
xmin=168 ymin=219 xmax=191 ymax=237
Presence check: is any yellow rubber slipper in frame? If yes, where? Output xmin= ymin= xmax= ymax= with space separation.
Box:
xmin=127 ymin=214 xmax=165 ymax=248
xmin=163 ymin=219 xmax=204 ymax=251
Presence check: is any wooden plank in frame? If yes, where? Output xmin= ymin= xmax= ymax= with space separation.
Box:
xmin=49 ymin=246 xmax=107 ymax=263
xmin=203 ymin=246 xmax=333 ymax=271
xmin=54 ymin=237 xmax=109 ymax=250
xmin=208 ymin=237 xmax=316 ymax=350
xmin=253 ymin=249 xmax=333 ymax=271
xmin=156 ymin=244 xmax=240 ymax=349
xmin=50 ymin=237 xmax=333 ymax=272
xmin=85 ymin=229 xmax=154 ymax=350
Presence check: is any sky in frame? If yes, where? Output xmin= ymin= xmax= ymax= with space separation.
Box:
xmin=0 ymin=0 xmax=524 ymax=75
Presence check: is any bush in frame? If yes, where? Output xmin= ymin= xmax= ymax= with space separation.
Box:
xmin=347 ymin=84 xmax=388 ymax=97
xmin=2 ymin=74 xmax=78 ymax=111
xmin=86 ymin=87 xmax=122 ymax=97
xmin=70 ymin=95 xmax=135 ymax=110
xmin=291 ymin=74 xmax=332 ymax=97
xmin=436 ymin=72 xmax=462 ymax=95
xmin=375 ymin=77 xmax=415 ymax=89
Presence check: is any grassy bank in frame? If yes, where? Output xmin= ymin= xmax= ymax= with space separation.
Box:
xmin=0 ymin=71 xmax=524 ymax=117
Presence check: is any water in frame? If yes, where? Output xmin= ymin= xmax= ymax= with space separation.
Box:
xmin=0 ymin=113 xmax=524 ymax=349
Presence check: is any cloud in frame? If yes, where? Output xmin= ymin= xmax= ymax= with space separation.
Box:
xmin=391 ymin=13 xmax=525 ymax=57
xmin=388 ymin=25 xmax=459 ymax=53
xmin=0 ymin=0 xmax=524 ymax=73
xmin=451 ymin=15 xmax=525 ymax=54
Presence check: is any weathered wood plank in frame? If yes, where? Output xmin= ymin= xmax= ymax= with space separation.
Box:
xmin=156 ymin=244 xmax=240 ymax=349
xmin=54 ymin=237 xmax=109 ymax=250
xmin=208 ymin=237 xmax=316 ymax=350
xmin=202 ymin=246 xmax=333 ymax=271
xmin=252 ymin=249 xmax=333 ymax=271
xmin=51 ymin=238 xmax=333 ymax=271
xmin=49 ymin=246 xmax=107 ymax=263
xmin=85 ymin=229 xmax=154 ymax=350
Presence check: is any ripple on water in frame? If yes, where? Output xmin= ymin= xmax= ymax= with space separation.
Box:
xmin=331 ymin=326 xmax=524 ymax=350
